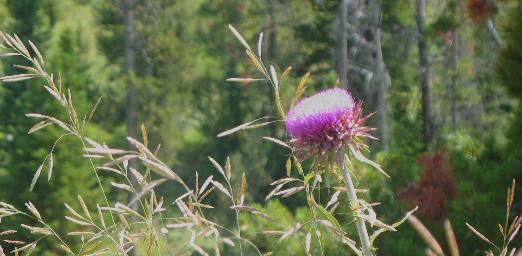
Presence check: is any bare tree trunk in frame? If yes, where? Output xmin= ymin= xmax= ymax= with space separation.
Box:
xmin=124 ymin=0 xmax=137 ymax=145
xmin=486 ymin=18 xmax=503 ymax=48
xmin=416 ymin=0 xmax=435 ymax=149
xmin=123 ymin=0 xmax=138 ymax=254
xmin=338 ymin=0 xmax=348 ymax=87
xmin=450 ymin=30 xmax=458 ymax=131
xmin=369 ymin=0 xmax=389 ymax=151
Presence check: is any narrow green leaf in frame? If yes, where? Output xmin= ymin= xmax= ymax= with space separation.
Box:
xmin=316 ymin=204 xmax=341 ymax=228
xmin=304 ymin=172 xmax=315 ymax=184
xmin=292 ymin=156 xmax=303 ymax=175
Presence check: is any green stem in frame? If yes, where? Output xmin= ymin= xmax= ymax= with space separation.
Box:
xmin=336 ymin=152 xmax=372 ymax=256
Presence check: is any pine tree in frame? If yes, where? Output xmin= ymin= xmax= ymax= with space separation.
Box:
xmin=497 ymin=2 xmax=522 ymax=98
xmin=0 ymin=0 xmax=112 ymax=252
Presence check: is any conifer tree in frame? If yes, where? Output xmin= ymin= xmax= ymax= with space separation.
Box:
xmin=0 ymin=0 xmax=111 ymax=252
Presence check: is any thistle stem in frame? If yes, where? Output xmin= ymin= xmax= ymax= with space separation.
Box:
xmin=336 ymin=152 xmax=372 ymax=256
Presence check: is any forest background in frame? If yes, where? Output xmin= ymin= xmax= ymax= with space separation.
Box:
xmin=0 ymin=0 xmax=521 ymax=255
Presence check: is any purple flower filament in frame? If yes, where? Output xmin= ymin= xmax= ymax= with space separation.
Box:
xmin=285 ymin=88 xmax=373 ymax=156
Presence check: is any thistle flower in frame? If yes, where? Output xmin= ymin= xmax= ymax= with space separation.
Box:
xmin=285 ymin=88 xmax=374 ymax=157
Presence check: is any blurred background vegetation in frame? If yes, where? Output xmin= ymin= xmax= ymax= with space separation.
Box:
xmin=0 ymin=0 xmax=521 ymax=255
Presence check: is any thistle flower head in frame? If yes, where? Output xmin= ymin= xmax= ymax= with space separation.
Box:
xmin=285 ymin=88 xmax=374 ymax=157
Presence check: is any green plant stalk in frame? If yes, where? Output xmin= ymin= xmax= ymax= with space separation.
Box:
xmin=336 ymin=152 xmax=372 ymax=256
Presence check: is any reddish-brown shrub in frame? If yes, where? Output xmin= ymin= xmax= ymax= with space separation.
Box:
xmin=398 ymin=151 xmax=457 ymax=220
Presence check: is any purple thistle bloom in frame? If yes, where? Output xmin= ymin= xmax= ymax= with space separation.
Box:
xmin=285 ymin=88 xmax=374 ymax=157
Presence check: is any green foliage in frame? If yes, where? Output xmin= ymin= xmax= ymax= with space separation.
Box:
xmin=0 ymin=0 xmax=521 ymax=254
xmin=240 ymin=200 xmax=351 ymax=255
xmin=0 ymin=0 xmax=113 ymax=253
xmin=497 ymin=2 xmax=522 ymax=98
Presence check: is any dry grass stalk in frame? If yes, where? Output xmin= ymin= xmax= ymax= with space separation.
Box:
xmin=408 ymin=215 xmax=445 ymax=255
xmin=444 ymin=219 xmax=460 ymax=256
xmin=0 ymin=31 xmax=265 ymax=256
